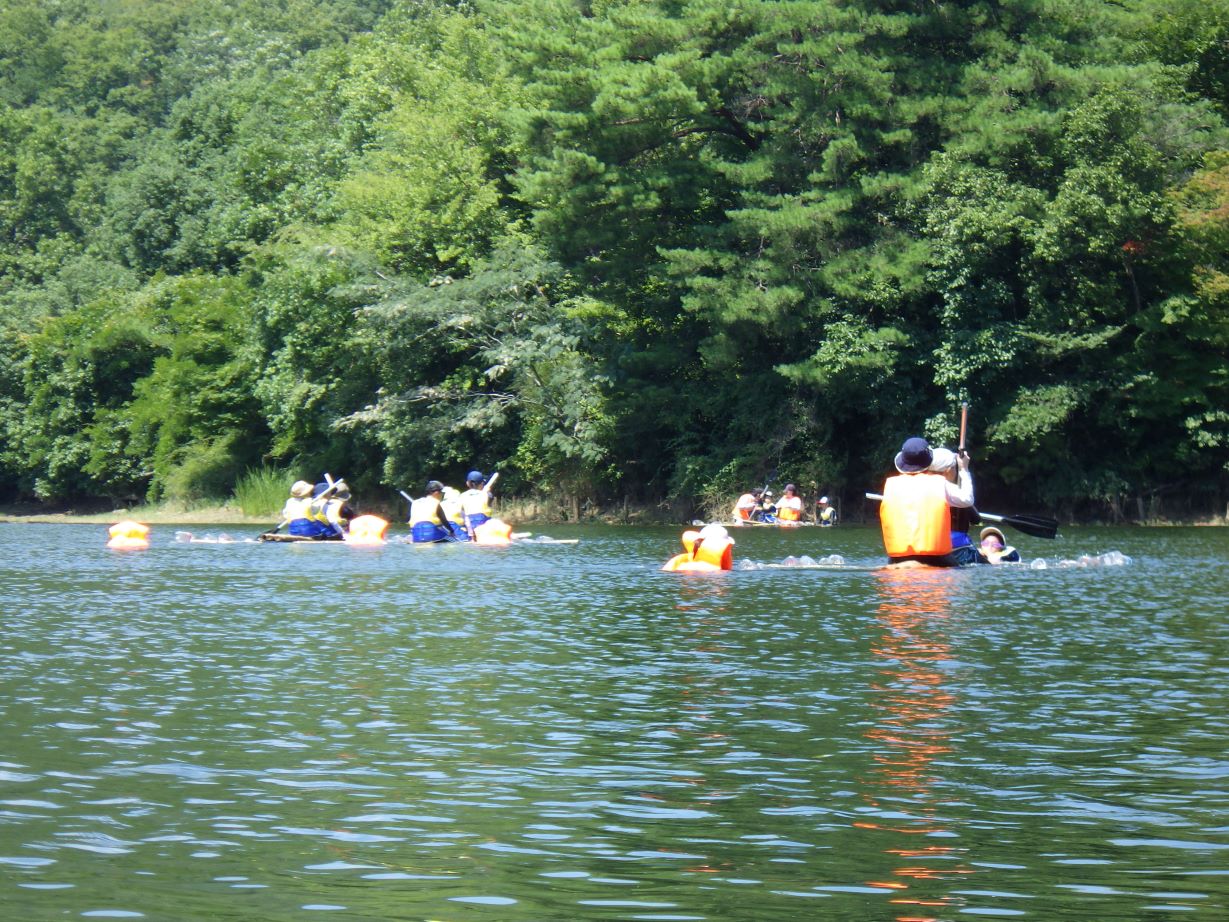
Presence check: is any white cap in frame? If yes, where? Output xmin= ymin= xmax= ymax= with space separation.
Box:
xmin=928 ymin=448 xmax=957 ymax=472
xmin=819 ymin=496 xmax=829 ymax=504
xmin=698 ymin=524 xmax=734 ymax=545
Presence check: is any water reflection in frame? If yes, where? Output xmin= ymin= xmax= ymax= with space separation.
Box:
xmin=859 ymin=567 xmax=973 ymax=920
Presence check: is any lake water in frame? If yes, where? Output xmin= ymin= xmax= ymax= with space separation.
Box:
xmin=1 ymin=522 xmax=1226 ymax=921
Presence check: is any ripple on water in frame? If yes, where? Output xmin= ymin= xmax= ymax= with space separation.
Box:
xmin=0 ymin=523 xmax=1226 ymax=920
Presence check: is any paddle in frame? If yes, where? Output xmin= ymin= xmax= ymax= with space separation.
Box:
xmin=976 ymin=510 xmax=1060 ymax=540
xmin=956 ymin=403 xmax=1059 ymax=539
xmin=865 ymin=493 xmax=1060 ymax=539
xmin=756 ymin=468 xmax=778 ymax=521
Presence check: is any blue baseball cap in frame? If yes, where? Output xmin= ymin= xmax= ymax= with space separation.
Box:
xmin=466 ymin=470 xmax=485 ymax=483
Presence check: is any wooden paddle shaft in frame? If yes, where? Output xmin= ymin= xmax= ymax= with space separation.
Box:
xmin=959 ymin=402 xmax=969 ymax=454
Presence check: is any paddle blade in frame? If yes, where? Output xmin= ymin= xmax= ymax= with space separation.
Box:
xmin=981 ymin=511 xmax=1059 ymax=539
xmin=1003 ymin=514 xmax=1059 ymax=539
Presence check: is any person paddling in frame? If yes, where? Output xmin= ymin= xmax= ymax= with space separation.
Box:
xmin=732 ymin=488 xmax=763 ymax=522
xmin=440 ymin=485 xmax=468 ymax=536
xmin=928 ymin=448 xmax=982 ymax=563
xmin=409 ymin=481 xmax=459 ymax=543
xmin=279 ymin=479 xmax=330 ymax=538
xmin=775 ymin=484 xmax=804 ymax=524
xmin=880 ymin=436 xmax=977 ymax=567
xmin=314 ymin=479 xmax=354 ymax=538
xmin=816 ymin=495 xmax=838 ymax=526
xmin=460 ymin=470 xmax=495 ymax=540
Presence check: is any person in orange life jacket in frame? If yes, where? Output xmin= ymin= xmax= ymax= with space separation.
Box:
xmin=928 ymin=448 xmax=983 ymax=563
xmin=816 ymin=495 xmax=838 ymax=526
xmin=732 ymin=488 xmax=764 ymax=522
xmin=409 ymin=481 xmax=460 ymax=543
xmin=880 ymin=436 xmax=977 ymax=567
xmin=460 ymin=470 xmax=493 ymax=540
xmin=979 ymin=526 xmax=1021 ymax=564
xmin=775 ymin=484 xmax=804 ymax=523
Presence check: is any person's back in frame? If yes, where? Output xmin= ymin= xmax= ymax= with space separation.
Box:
xmin=881 ymin=437 xmax=976 ymax=566
xmin=410 ymin=481 xmax=454 ymax=543
xmin=732 ymin=490 xmax=760 ymax=521
xmin=284 ymin=480 xmax=328 ymax=537
xmin=460 ymin=470 xmax=493 ymax=539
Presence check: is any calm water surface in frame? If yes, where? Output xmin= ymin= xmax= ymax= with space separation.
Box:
xmin=1 ymin=522 xmax=1226 ymax=921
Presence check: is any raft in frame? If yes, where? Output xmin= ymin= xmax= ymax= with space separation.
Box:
xmin=257 ymin=533 xmax=343 ymax=543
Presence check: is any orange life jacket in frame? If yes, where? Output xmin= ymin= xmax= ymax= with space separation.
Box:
xmin=732 ymin=494 xmax=757 ymax=521
xmin=880 ymin=473 xmax=952 ymax=557
xmin=776 ymin=497 xmax=802 ymax=521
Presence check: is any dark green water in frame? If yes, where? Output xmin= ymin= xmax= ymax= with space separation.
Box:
xmin=1 ymin=522 xmax=1226 ymax=921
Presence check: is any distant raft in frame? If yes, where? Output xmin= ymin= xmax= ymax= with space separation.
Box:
xmin=107 ymin=520 xmax=150 ymax=550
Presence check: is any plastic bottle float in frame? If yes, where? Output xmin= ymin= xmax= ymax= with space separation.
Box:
xmin=345 ymin=515 xmax=390 ymax=546
xmin=107 ymin=520 xmax=150 ymax=550
xmin=473 ymin=518 xmax=514 ymax=545
xmin=662 ymin=524 xmax=735 ymax=572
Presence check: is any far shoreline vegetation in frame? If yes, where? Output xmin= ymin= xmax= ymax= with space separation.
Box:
xmin=1 ymin=2 xmax=1226 ymax=523
xmin=1 ymin=494 xmax=1224 ymax=529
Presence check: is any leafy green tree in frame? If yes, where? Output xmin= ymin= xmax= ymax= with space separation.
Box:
xmin=352 ymin=240 xmax=614 ymax=498
xmin=248 ymin=238 xmax=384 ymax=486
xmin=124 ymin=273 xmax=267 ymax=503
xmin=16 ymin=293 xmax=159 ymax=501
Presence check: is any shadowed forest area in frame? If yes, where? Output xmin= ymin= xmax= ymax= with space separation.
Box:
xmin=1 ymin=0 xmax=1226 ymax=522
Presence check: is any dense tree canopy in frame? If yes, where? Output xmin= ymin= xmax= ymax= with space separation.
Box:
xmin=0 ymin=0 xmax=1225 ymax=519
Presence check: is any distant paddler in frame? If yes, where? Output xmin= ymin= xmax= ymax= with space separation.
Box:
xmin=440 ymin=486 xmax=467 ymax=535
xmin=663 ymin=524 xmax=735 ymax=571
xmin=276 ymin=479 xmax=332 ymax=539
xmin=409 ymin=481 xmax=461 ymax=543
xmin=880 ymin=436 xmax=977 ymax=567
xmin=460 ymin=470 xmax=498 ymax=540
xmin=816 ymin=495 xmax=837 ymax=526
xmin=732 ymin=488 xmax=767 ymax=523
xmin=313 ymin=478 xmax=354 ymax=539
xmin=775 ymin=484 xmax=804 ymax=525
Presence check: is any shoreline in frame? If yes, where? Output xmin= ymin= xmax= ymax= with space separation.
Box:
xmin=0 ymin=505 xmax=273 ymax=526
xmin=1 ymin=503 xmax=1224 ymax=528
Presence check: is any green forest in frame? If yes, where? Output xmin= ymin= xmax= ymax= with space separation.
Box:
xmin=1 ymin=0 xmax=1226 ymax=521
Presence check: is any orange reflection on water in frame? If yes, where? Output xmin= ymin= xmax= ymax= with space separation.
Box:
xmin=859 ymin=566 xmax=974 ymax=918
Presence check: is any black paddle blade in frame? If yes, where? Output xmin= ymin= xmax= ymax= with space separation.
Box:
xmin=1000 ymin=514 xmax=1059 ymax=540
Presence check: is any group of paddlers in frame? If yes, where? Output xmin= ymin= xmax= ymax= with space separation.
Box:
xmin=273 ymin=477 xmax=357 ymax=540
xmin=270 ymin=469 xmax=512 ymax=544
xmin=732 ymin=484 xmax=837 ymax=526
xmin=668 ymin=432 xmax=1021 ymax=572
xmin=406 ymin=470 xmax=511 ymax=544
